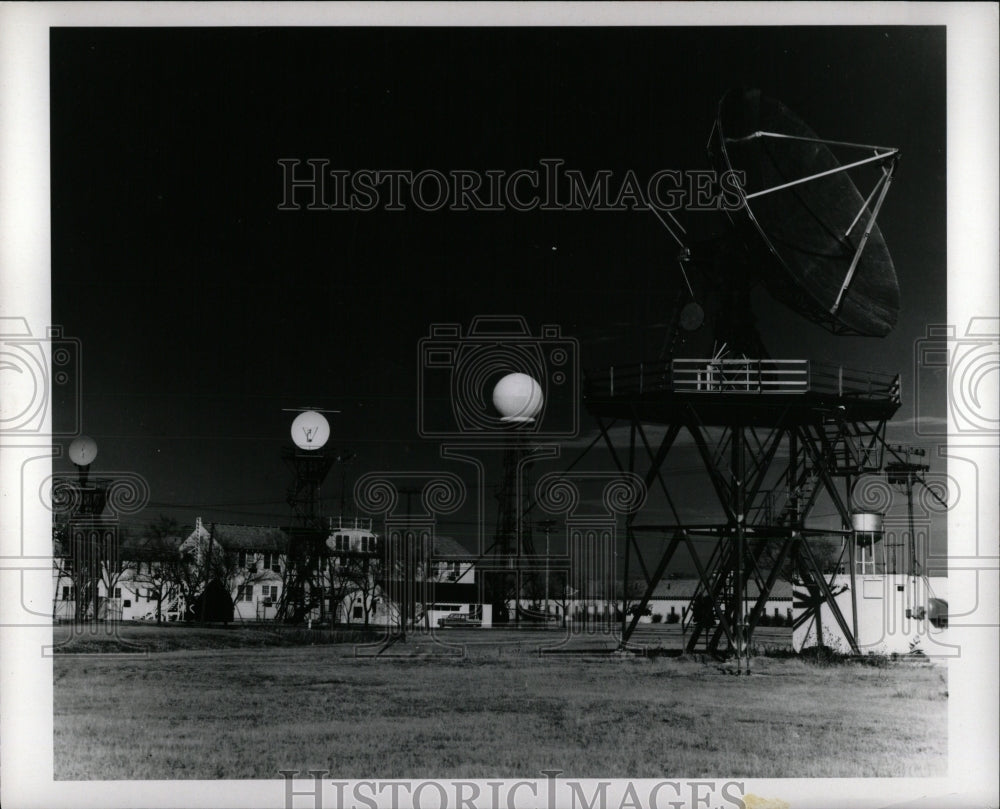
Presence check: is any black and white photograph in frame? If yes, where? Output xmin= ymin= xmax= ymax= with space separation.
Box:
xmin=0 ymin=3 xmax=997 ymax=808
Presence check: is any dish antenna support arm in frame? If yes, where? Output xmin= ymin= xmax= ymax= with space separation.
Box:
xmin=830 ymin=153 xmax=899 ymax=317
xmin=731 ymin=131 xmax=900 ymax=320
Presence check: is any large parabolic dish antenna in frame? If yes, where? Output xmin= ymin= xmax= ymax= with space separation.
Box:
xmin=709 ymin=89 xmax=901 ymax=337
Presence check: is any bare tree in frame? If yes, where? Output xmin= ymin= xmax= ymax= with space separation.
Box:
xmin=174 ymin=521 xmax=240 ymax=620
xmin=341 ymin=554 xmax=385 ymax=628
xmin=618 ymin=578 xmax=651 ymax=620
xmin=548 ymin=569 xmax=574 ymax=628
xmin=129 ymin=530 xmax=183 ymax=623
xmin=322 ymin=556 xmax=355 ymax=624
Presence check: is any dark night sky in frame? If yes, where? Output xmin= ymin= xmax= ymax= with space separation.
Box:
xmin=50 ymin=26 xmax=947 ymax=553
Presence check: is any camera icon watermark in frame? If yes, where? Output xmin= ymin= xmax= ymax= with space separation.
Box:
xmin=417 ymin=315 xmax=579 ymax=439
xmin=46 ymin=471 xmax=151 ymax=656
xmin=843 ymin=471 xmax=962 ymax=657
xmin=914 ymin=318 xmax=999 ymax=436
xmin=0 ymin=317 xmax=81 ymax=438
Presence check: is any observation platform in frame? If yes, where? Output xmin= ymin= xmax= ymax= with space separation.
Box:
xmin=583 ymin=358 xmax=901 ymax=426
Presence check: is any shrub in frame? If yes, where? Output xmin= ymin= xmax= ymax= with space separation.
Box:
xmin=650 ymin=613 xmax=663 ymax=623
xmin=666 ymin=612 xmax=680 ymax=624
xmin=757 ymin=613 xmax=771 ymax=627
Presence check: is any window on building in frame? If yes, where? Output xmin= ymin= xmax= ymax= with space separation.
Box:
xmin=353 ymin=605 xmax=363 ymax=619
xmin=236 ymin=585 xmax=254 ymax=602
xmin=670 ymin=605 xmax=676 ymax=615
xmin=62 ymin=586 xmax=74 ymax=601
xmin=238 ymin=550 xmax=247 ymax=569
xmin=114 ymin=587 xmax=122 ymax=599
xmin=774 ymin=607 xmax=779 ymax=617
xmin=123 ymin=600 xmax=131 ymax=608
xmin=264 ymin=552 xmax=280 ymax=572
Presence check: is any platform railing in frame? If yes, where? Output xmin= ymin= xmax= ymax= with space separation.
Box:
xmin=672 ymin=359 xmax=810 ymax=393
xmin=584 ymin=358 xmax=900 ymax=402
xmin=807 ymin=361 xmax=900 ymax=401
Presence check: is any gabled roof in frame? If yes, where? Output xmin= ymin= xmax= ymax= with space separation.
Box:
xmin=121 ymin=535 xmax=184 ymax=562
xmin=54 ymin=534 xmax=185 ymax=562
xmin=209 ymin=523 xmax=288 ymax=552
xmin=431 ymin=535 xmax=475 ymax=558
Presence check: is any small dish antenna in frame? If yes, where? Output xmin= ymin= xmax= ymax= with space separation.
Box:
xmin=68 ymin=435 xmax=98 ymax=466
xmin=289 ymin=410 xmax=332 ymax=451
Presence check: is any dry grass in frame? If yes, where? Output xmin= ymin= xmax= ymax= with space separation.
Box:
xmin=54 ymin=635 xmax=947 ymax=780
xmin=52 ymin=622 xmax=378 ymax=654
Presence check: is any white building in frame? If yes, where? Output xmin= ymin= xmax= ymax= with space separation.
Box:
xmin=644 ymin=578 xmax=794 ymax=626
xmin=793 ymin=572 xmax=949 ymax=655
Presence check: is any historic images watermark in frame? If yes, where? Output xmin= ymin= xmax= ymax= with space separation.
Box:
xmin=0 ymin=316 xmax=151 ymax=655
xmin=345 ymin=314 xmax=650 ymax=654
xmin=280 ymin=770 xmax=749 ymax=809
xmin=417 ymin=316 xmax=579 ymax=441
xmin=277 ymin=159 xmax=746 ymax=213
xmin=913 ymin=318 xmax=999 ymax=437
xmin=911 ymin=318 xmax=1000 ymax=645
xmin=0 ymin=317 xmax=81 ymax=438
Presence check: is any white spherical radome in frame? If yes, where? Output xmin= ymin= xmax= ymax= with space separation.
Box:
xmin=290 ymin=410 xmax=330 ymax=451
xmin=492 ymin=373 xmax=543 ymax=423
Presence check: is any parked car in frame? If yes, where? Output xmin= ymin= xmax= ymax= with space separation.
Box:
xmin=437 ymin=613 xmax=482 ymax=628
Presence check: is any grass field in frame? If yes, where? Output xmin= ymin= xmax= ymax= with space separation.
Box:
xmin=53 ymin=625 xmax=947 ymax=780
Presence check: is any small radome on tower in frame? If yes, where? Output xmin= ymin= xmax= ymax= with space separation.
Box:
xmin=289 ymin=410 xmax=331 ymax=451
xmin=492 ymin=372 xmax=544 ymax=423
xmin=68 ymin=435 xmax=98 ymax=467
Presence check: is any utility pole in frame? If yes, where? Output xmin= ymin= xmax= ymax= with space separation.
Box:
xmin=886 ymin=444 xmax=929 ymax=577
xmin=537 ymin=519 xmax=557 ymax=619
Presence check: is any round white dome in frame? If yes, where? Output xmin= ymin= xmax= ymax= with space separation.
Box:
xmin=290 ymin=410 xmax=330 ymax=450
xmin=68 ymin=435 xmax=98 ymax=466
xmin=492 ymin=373 xmax=543 ymax=423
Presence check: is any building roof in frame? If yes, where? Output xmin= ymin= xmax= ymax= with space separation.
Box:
xmin=431 ymin=535 xmax=475 ymax=558
xmin=649 ymin=578 xmax=792 ymax=600
xmin=121 ymin=535 xmax=184 ymax=562
xmin=209 ymin=523 xmax=288 ymax=552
